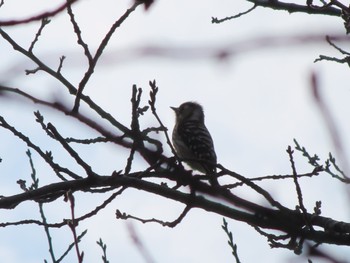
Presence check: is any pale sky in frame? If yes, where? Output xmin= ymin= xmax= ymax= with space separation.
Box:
xmin=0 ymin=0 xmax=350 ymax=262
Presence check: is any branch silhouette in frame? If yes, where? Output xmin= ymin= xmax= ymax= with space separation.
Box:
xmin=1 ymin=2 xmax=350 ymax=262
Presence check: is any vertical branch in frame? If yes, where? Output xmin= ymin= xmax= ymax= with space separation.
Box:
xmin=57 ymin=56 xmax=66 ymax=74
xmin=39 ymin=203 xmax=56 ymax=262
xmin=221 ymin=218 xmax=241 ymax=263
xmin=96 ymin=238 xmax=110 ymax=263
xmin=72 ymin=2 xmax=141 ymax=113
xmin=287 ymin=146 xmax=311 ymax=229
xmin=130 ymin=85 xmax=142 ymax=133
xmin=26 ymin=150 xmax=57 ymax=262
xmin=29 ymin=18 xmax=51 ymax=53
xmin=125 ymin=85 xmax=143 ymax=174
xmin=65 ymin=191 xmax=84 ymax=263
xmin=125 ymin=147 xmax=136 ymax=174
xmin=148 ymin=80 xmax=177 ymax=156
xmin=66 ymin=1 xmax=92 ymax=62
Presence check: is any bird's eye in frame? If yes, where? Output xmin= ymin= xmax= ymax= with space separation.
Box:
xmin=179 ymin=105 xmax=187 ymax=113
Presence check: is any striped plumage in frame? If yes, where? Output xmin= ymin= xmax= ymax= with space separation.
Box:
xmin=171 ymin=102 xmax=218 ymax=186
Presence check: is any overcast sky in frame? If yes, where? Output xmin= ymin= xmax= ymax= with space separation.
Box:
xmin=0 ymin=0 xmax=350 ymax=262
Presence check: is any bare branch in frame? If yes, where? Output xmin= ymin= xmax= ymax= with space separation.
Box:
xmin=0 ymin=172 xmax=348 ymax=246
xmin=66 ymin=2 xmax=92 ymax=62
xmin=29 ymin=18 xmax=51 ymax=53
xmin=0 ymin=0 xmax=78 ymax=26
xmin=116 ymin=205 xmax=190 ymax=228
xmin=0 ymin=29 xmax=132 ymax=140
xmin=218 ymin=164 xmax=284 ymax=210
xmin=246 ymin=0 xmax=341 ymax=16
xmin=212 ymin=4 xmax=257 ymax=24
xmin=287 ymin=146 xmax=311 ymax=230
xmin=96 ymin=238 xmax=110 ymax=263
xmin=315 ymin=36 xmax=350 ymax=65
xmin=222 ymin=218 xmax=241 ymax=263
xmin=0 ymin=115 xmax=80 ymax=180
xmin=148 ymin=80 xmax=176 ymax=156
xmin=57 ymin=56 xmax=66 ymax=74
xmin=65 ymin=191 xmax=84 ymax=263
xmin=47 ymin=122 xmax=97 ymax=178
xmin=72 ymin=2 xmax=142 ymax=113
xmin=226 ymin=167 xmax=322 ymax=189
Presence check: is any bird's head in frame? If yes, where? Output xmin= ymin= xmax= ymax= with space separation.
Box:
xmin=171 ymin=102 xmax=205 ymax=123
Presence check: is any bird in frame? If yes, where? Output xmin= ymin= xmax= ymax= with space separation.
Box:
xmin=171 ymin=102 xmax=218 ymax=186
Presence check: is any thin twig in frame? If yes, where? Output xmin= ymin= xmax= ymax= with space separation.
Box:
xmin=0 ymin=115 xmax=79 ymax=180
xmin=218 ymin=164 xmax=285 ymax=210
xmin=226 ymin=167 xmax=322 ymax=189
xmin=222 ymin=218 xmax=241 ymax=263
xmin=246 ymin=0 xmax=341 ymax=16
xmin=0 ymin=85 xmax=132 ymax=149
xmin=0 ymin=0 xmax=78 ymax=26
xmin=325 ymin=36 xmax=350 ymax=55
xmin=148 ymin=80 xmax=177 ymax=156
xmin=314 ymin=36 xmax=350 ymax=65
xmin=66 ymin=2 xmax=92 ymax=62
xmin=29 ymin=18 xmax=51 ymax=53
xmin=0 ymin=28 xmax=132 ymax=139
xmin=287 ymin=146 xmax=311 ymax=230
xmin=57 ymin=230 xmax=87 ymax=263
xmin=72 ymin=2 xmax=141 ymax=113
xmin=116 ymin=205 xmax=191 ymax=228
xmin=57 ymin=56 xmax=66 ymax=74
xmin=125 ymin=85 xmax=145 ymax=174
xmin=212 ymin=4 xmax=257 ymax=24
xmin=65 ymin=191 xmax=84 ymax=263
xmin=0 ymin=188 xmax=125 ymax=228
xmin=47 ymin=122 xmax=97 ymax=178
xmin=96 ymin=238 xmax=110 ymax=263
xmin=26 ymin=150 xmax=57 ymax=262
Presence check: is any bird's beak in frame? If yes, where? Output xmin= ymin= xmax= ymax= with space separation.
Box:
xmin=170 ymin=106 xmax=178 ymax=113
